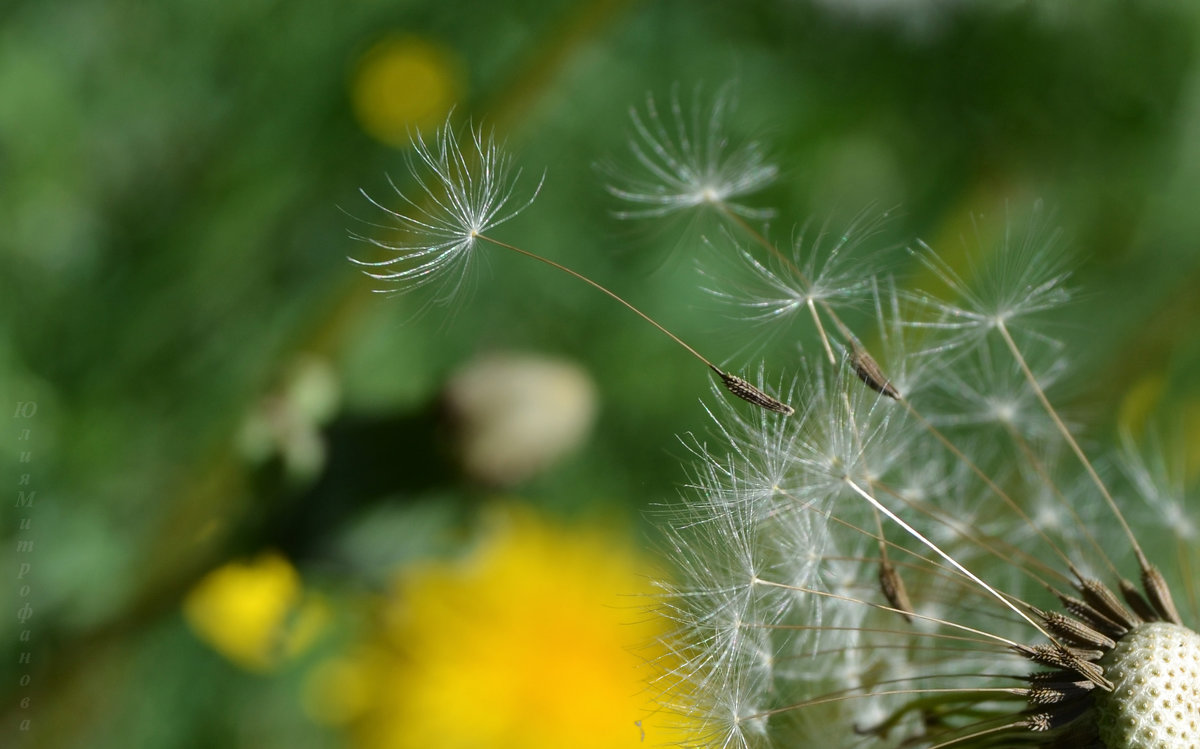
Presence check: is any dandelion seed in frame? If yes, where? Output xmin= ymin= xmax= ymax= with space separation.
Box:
xmin=608 ymin=92 xmax=903 ymax=400
xmin=352 ymin=118 xmax=793 ymax=416
xmin=878 ymin=559 xmax=915 ymax=622
xmin=905 ymin=206 xmax=1073 ymax=355
xmin=719 ymin=372 xmax=795 ymax=415
xmin=701 ymin=211 xmax=891 ymax=359
xmin=349 ymin=118 xmax=541 ymax=305
xmin=602 ymin=83 xmax=778 ymax=221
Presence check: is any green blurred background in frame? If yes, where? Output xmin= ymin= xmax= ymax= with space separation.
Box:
xmin=4 ymin=0 xmax=1200 ymax=746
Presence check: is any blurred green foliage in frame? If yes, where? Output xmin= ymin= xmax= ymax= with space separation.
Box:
xmin=3 ymin=0 xmax=1200 ymax=746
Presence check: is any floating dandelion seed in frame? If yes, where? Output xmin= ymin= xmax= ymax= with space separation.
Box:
xmin=602 ymin=83 xmax=779 ymax=221
xmin=349 ymin=121 xmax=541 ymax=305
xmin=701 ymin=212 xmax=891 ymax=334
xmin=904 ymin=209 xmax=1073 ymax=355
xmin=350 ymin=117 xmax=793 ymax=415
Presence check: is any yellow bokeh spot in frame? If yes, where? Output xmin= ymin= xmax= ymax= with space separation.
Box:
xmin=350 ymin=35 xmax=462 ymax=147
xmin=303 ymin=656 xmax=374 ymax=725
xmin=1119 ymin=378 xmax=1200 ymax=482
xmin=1182 ymin=397 xmax=1200 ymax=483
xmin=183 ymin=551 xmax=328 ymax=672
xmin=1118 ymin=372 xmax=1165 ymax=438
xmin=305 ymin=506 xmax=699 ymax=748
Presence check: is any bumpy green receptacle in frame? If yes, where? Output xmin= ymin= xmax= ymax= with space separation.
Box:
xmin=1095 ymin=622 xmax=1200 ymax=749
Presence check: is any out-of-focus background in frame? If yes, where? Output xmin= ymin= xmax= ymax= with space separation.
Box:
xmin=4 ymin=1 xmax=1200 ymax=747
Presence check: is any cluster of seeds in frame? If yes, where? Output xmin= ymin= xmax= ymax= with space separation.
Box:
xmin=351 ymin=92 xmax=1200 ymax=747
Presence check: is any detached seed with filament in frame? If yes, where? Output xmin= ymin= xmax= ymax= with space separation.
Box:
xmin=469 ymin=236 xmax=796 ymax=416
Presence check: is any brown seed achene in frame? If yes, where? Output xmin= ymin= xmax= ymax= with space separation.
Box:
xmin=849 ymin=344 xmax=900 ymax=399
xmin=719 ymin=372 xmax=795 ymax=415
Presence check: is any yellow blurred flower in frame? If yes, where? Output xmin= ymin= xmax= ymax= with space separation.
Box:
xmin=305 ymin=506 xmax=692 ymax=748
xmin=350 ymin=35 xmax=462 ymax=147
xmin=183 ymin=551 xmax=328 ymax=672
